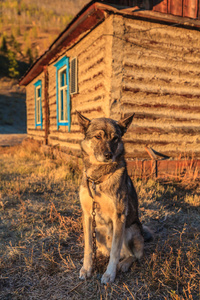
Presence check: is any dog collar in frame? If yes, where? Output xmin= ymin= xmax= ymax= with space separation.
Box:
xmin=85 ymin=170 xmax=113 ymax=199
xmin=84 ymin=161 xmax=121 ymax=198
xmin=85 ymin=171 xmax=100 ymax=199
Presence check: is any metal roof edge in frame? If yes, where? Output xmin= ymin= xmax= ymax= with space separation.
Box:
xmin=119 ymin=7 xmax=200 ymax=29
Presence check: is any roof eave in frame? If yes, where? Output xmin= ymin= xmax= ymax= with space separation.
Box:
xmin=19 ymin=2 xmax=112 ymax=86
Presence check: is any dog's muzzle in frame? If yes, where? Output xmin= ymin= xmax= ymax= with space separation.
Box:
xmin=104 ymin=151 xmax=113 ymax=161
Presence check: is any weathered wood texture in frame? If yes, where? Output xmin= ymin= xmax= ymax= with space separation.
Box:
xmin=25 ymin=13 xmax=200 ymax=160
xmin=127 ymin=159 xmax=200 ymax=180
xmin=152 ymin=0 xmax=199 ymax=19
xmin=46 ymin=17 xmax=113 ymax=154
xmin=110 ymin=15 xmax=200 ymax=159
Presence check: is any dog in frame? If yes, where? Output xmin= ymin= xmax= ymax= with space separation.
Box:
xmin=77 ymin=111 xmax=152 ymax=284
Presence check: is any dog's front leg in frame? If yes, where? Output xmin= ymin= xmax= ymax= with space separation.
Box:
xmin=101 ymin=216 xmax=125 ymax=284
xmin=79 ymin=212 xmax=93 ymax=280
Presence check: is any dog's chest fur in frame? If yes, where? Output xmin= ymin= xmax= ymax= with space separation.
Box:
xmin=80 ymin=166 xmax=131 ymax=226
xmin=80 ymin=185 xmax=116 ymax=225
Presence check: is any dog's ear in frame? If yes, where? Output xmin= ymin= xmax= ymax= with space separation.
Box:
xmin=76 ymin=111 xmax=91 ymax=133
xmin=117 ymin=113 xmax=135 ymax=135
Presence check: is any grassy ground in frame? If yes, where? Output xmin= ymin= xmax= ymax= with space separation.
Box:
xmin=0 ymin=140 xmax=199 ymax=300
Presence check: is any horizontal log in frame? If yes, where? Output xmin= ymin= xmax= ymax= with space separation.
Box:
xmin=48 ymin=138 xmax=80 ymax=150
xmin=76 ymin=92 xmax=106 ymax=107
xmin=123 ymin=61 xmax=200 ymax=86
xmin=134 ymin=138 xmax=200 ymax=148
xmin=49 ymin=135 xmax=81 ymax=145
xmin=121 ymin=93 xmax=200 ymax=109
xmin=122 ymin=101 xmax=200 ymax=114
xmin=78 ymin=42 xmax=106 ymax=67
xmin=79 ymin=80 xmax=105 ymax=95
xmin=49 ymin=100 xmax=56 ymax=107
xmin=127 ymin=126 xmax=200 ymax=136
xmin=121 ymin=111 xmax=200 ymax=123
xmin=122 ymin=82 xmax=200 ymax=99
xmin=124 ymin=36 xmax=200 ymax=64
xmin=27 ymin=134 xmax=45 ymax=142
xmin=50 ymin=129 xmax=81 ymax=136
xmin=28 ymin=128 xmax=45 ymax=136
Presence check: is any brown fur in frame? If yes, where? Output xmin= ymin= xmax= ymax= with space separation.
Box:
xmin=77 ymin=111 xmax=151 ymax=284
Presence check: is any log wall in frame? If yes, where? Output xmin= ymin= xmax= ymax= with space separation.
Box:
xmin=110 ymin=14 xmax=200 ymax=159
xmin=25 ymin=12 xmax=200 ymax=160
xmin=47 ymin=16 xmax=113 ymax=155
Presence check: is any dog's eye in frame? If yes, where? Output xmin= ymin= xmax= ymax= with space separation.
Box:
xmin=95 ymin=135 xmax=101 ymax=140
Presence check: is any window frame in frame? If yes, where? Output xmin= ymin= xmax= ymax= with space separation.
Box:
xmin=34 ymin=80 xmax=43 ymax=129
xmin=54 ymin=56 xmax=71 ymax=131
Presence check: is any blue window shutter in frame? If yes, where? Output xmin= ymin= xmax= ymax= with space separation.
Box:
xmin=54 ymin=56 xmax=71 ymax=131
xmin=34 ymin=80 xmax=42 ymax=129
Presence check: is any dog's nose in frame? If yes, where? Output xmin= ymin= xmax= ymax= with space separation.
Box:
xmin=104 ymin=151 xmax=112 ymax=160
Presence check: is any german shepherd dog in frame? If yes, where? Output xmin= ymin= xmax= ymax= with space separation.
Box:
xmin=77 ymin=111 xmax=152 ymax=284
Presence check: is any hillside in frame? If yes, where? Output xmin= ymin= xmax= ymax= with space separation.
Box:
xmin=0 ymin=0 xmax=88 ymax=66
xmin=0 ymin=0 xmax=89 ymax=77
xmin=0 ymin=0 xmax=88 ymax=135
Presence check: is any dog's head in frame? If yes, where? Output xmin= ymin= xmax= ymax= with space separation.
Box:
xmin=77 ymin=111 xmax=134 ymax=163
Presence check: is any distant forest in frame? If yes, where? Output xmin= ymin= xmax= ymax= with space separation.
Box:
xmin=0 ymin=0 xmax=88 ymax=78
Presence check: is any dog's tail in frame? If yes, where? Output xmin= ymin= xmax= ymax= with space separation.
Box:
xmin=142 ymin=225 xmax=153 ymax=242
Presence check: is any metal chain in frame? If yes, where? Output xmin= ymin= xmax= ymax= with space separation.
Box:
xmin=85 ymin=174 xmax=97 ymax=271
xmin=92 ymin=197 xmax=97 ymax=271
xmin=85 ymin=169 xmax=116 ymax=273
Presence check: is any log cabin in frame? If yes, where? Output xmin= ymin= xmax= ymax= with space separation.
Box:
xmin=19 ymin=0 xmax=200 ymax=177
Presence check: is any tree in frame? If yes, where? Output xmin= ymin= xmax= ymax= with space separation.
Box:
xmin=26 ymin=47 xmax=34 ymax=65
xmin=34 ymin=47 xmax=39 ymax=60
xmin=8 ymin=50 xmax=19 ymax=78
xmin=1 ymin=34 xmax=7 ymax=53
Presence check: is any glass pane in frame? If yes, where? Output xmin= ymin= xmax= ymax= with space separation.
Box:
xmin=60 ymin=69 xmax=66 ymax=87
xmin=64 ymin=89 xmax=68 ymax=121
xmin=38 ymin=100 xmax=40 ymax=122
xmin=37 ymin=100 xmax=40 ymax=123
xmin=37 ymin=87 xmax=41 ymax=98
xmin=60 ymin=90 xmax=64 ymax=121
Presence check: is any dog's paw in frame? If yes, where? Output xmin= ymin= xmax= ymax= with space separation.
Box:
xmin=101 ymin=270 xmax=116 ymax=284
xmin=79 ymin=267 xmax=92 ymax=280
xmin=118 ymin=261 xmax=129 ymax=273
xmin=118 ymin=256 xmax=135 ymax=272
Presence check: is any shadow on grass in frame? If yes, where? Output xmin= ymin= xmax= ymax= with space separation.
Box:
xmin=0 ymin=92 xmax=26 ymax=134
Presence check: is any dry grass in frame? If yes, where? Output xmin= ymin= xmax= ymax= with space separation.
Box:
xmin=0 ymin=140 xmax=199 ymax=299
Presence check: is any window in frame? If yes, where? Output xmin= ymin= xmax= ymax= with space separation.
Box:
xmin=34 ymin=80 xmax=42 ymax=128
xmin=54 ymin=56 xmax=71 ymax=130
